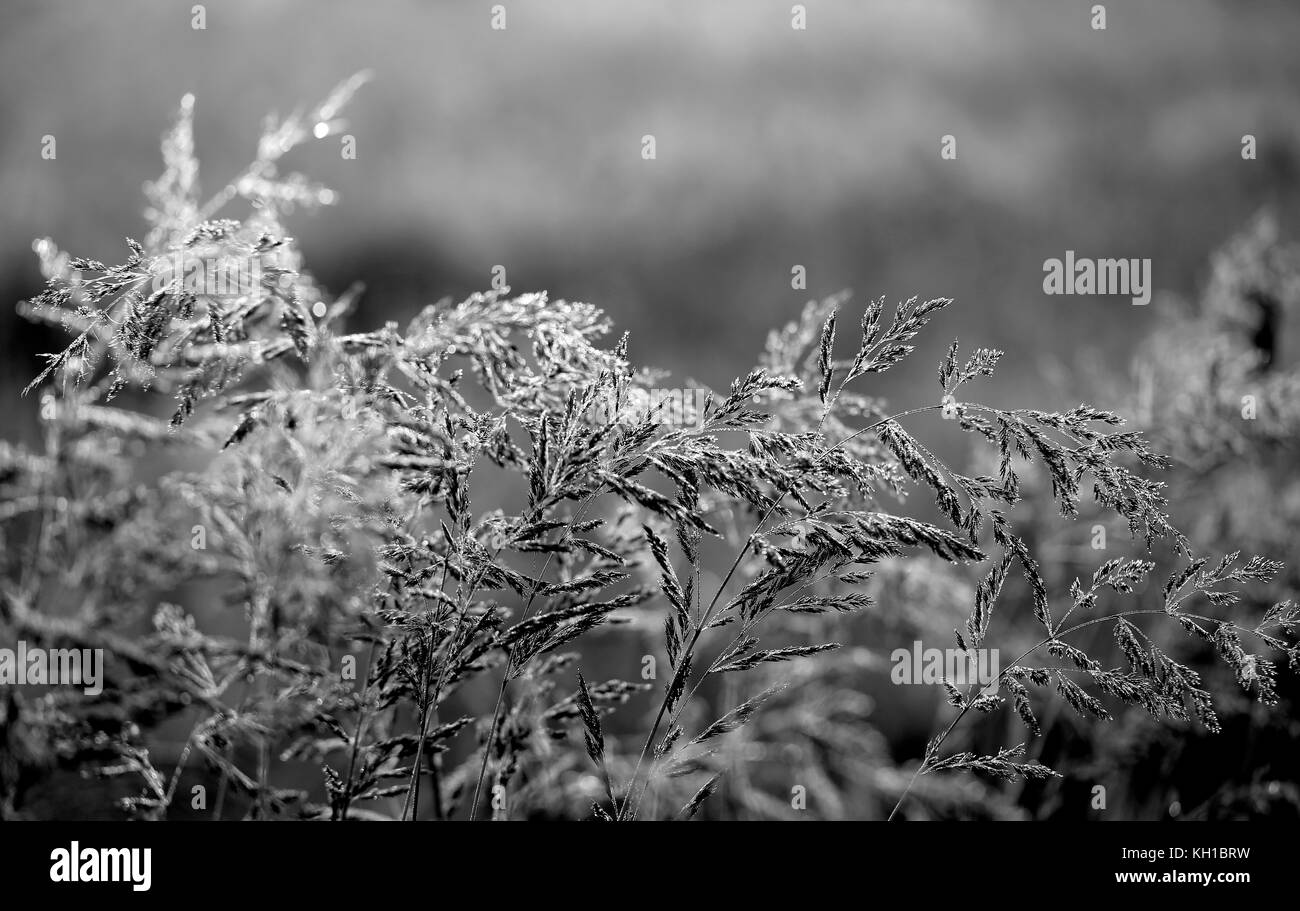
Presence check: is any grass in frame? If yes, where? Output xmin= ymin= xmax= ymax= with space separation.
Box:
xmin=1 ymin=81 xmax=1296 ymax=821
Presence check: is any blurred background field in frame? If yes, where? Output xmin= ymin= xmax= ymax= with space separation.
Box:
xmin=4 ymin=0 xmax=1300 ymax=436
xmin=2 ymin=0 xmax=1299 ymax=820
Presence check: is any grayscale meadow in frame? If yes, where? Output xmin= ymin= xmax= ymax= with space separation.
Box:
xmin=2 ymin=2 xmax=1298 ymax=826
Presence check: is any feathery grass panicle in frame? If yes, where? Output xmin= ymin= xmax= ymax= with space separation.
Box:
xmin=3 ymin=85 xmax=1295 ymax=823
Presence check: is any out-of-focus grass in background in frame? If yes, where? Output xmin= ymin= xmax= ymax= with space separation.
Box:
xmin=3 ymin=0 xmax=1299 ymax=438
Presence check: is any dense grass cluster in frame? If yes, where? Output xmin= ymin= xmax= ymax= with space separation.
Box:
xmin=1 ymin=81 xmax=1295 ymax=820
